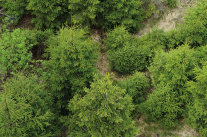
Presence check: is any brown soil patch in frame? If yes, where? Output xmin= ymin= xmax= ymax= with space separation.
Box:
xmin=8 ymin=12 xmax=35 ymax=31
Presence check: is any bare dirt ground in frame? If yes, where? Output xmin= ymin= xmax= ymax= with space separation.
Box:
xmin=136 ymin=0 xmax=197 ymax=37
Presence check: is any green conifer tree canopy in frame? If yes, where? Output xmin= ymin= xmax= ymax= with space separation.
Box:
xmin=63 ymin=73 xmax=139 ymax=137
xmin=0 ymin=73 xmax=59 ymax=137
xmin=185 ymin=61 xmax=207 ymax=136
xmin=142 ymin=44 xmax=199 ymax=129
xmin=44 ymin=26 xmax=99 ymax=113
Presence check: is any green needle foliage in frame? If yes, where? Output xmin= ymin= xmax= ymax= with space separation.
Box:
xmin=62 ymin=73 xmax=139 ymax=137
xmin=141 ymin=84 xmax=183 ymax=129
xmin=149 ymin=44 xmax=198 ymax=89
xmin=105 ymin=26 xmax=151 ymax=74
xmin=0 ymin=28 xmax=33 ymax=76
xmin=108 ymin=44 xmax=151 ymax=74
xmin=142 ymin=44 xmax=199 ymax=129
xmin=117 ymin=71 xmax=149 ymax=105
xmin=0 ymin=73 xmax=59 ymax=137
xmin=104 ymin=25 xmax=133 ymax=51
xmin=44 ymin=26 xmax=99 ymax=113
xmin=0 ymin=0 xmax=28 ymax=24
xmin=185 ymin=61 xmax=207 ymax=136
xmin=26 ymin=0 xmax=70 ymax=30
xmin=98 ymin=0 xmax=144 ymax=33
xmin=117 ymin=71 xmax=150 ymax=117
xmin=68 ymin=0 xmax=100 ymax=26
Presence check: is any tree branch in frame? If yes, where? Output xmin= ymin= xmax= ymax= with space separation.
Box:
xmin=0 ymin=8 xmax=18 ymax=22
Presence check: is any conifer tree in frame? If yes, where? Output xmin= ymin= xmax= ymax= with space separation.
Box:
xmin=0 ymin=73 xmax=59 ymax=137
xmin=185 ymin=61 xmax=207 ymax=136
xmin=97 ymin=0 xmax=144 ymax=33
xmin=44 ymin=26 xmax=99 ymax=114
xmin=68 ymin=0 xmax=100 ymax=26
xmin=62 ymin=73 xmax=139 ymax=137
xmin=26 ymin=0 xmax=70 ymax=30
xmin=142 ymin=44 xmax=199 ymax=129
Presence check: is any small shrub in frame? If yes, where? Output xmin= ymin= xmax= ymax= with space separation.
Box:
xmin=0 ymin=73 xmax=60 ymax=136
xmin=108 ymin=44 xmax=151 ymax=74
xmin=141 ymin=84 xmax=183 ymax=129
xmin=104 ymin=25 xmax=133 ymax=51
xmin=0 ymin=28 xmax=33 ymax=75
xmin=165 ymin=0 xmax=177 ymax=8
xmin=117 ymin=71 xmax=149 ymax=105
xmin=117 ymin=71 xmax=150 ymax=117
xmin=62 ymin=73 xmax=139 ymax=136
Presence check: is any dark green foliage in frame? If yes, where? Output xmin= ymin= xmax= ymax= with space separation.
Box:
xmin=142 ymin=44 xmax=199 ymax=129
xmin=117 ymin=71 xmax=149 ymax=105
xmin=0 ymin=28 xmax=33 ymax=75
xmin=117 ymin=72 xmax=150 ymax=117
xmin=185 ymin=62 xmax=207 ymax=136
xmin=104 ymin=25 xmax=133 ymax=51
xmin=26 ymin=0 xmax=70 ymax=30
xmin=165 ymin=0 xmax=177 ymax=8
xmin=1 ymin=0 xmax=145 ymax=33
xmin=68 ymin=0 xmax=100 ymax=26
xmin=0 ymin=73 xmax=60 ymax=137
xmin=108 ymin=44 xmax=151 ymax=74
xmin=44 ymin=26 xmax=99 ymax=112
xmin=136 ymin=29 xmax=167 ymax=53
xmin=20 ymin=28 xmax=53 ymax=45
xmin=62 ymin=73 xmax=139 ymax=137
xmin=98 ymin=0 xmax=144 ymax=33
xmin=105 ymin=26 xmax=151 ymax=74
xmin=0 ymin=0 xmax=28 ymax=24
xmin=141 ymin=84 xmax=183 ymax=129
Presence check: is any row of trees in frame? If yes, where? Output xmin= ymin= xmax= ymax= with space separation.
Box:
xmin=0 ymin=0 xmax=177 ymax=32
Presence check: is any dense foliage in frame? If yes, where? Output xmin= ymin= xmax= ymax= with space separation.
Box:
xmin=62 ymin=73 xmax=139 ymax=136
xmin=117 ymin=71 xmax=149 ymax=117
xmin=141 ymin=44 xmax=199 ymax=129
xmin=0 ymin=28 xmax=33 ymax=76
xmin=108 ymin=44 xmax=151 ymax=74
xmin=1 ymin=0 xmax=207 ymax=136
xmin=44 ymin=26 xmax=99 ymax=113
xmin=0 ymin=0 xmax=28 ymax=24
xmin=185 ymin=60 xmax=207 ymax=136
xmin=117 ymin=71 xmax=149 ymax=105
xmin=0 ymin=73 xmax=60 ymax=137
xmin=105 ymin=26 xmax=151 ymax=74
